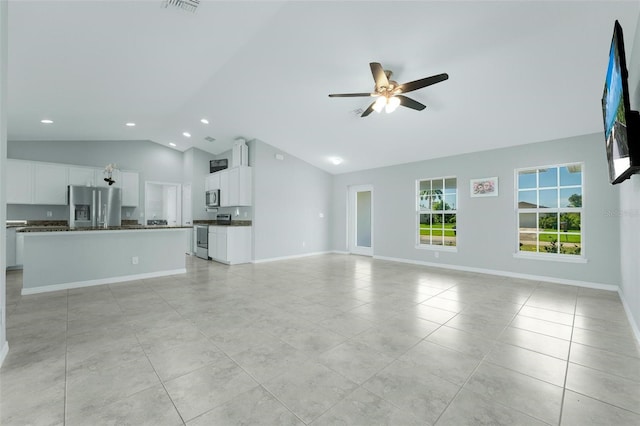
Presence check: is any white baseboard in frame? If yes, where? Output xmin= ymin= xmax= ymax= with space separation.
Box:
xmin=0 ymin=341 xmax=8 ymax=367
xmin=331 ymin=250 xmax=349 ymax=255
xmin=372 ymin=255 xmax=618 ymax=291
xmin=253 ymin=251 xmax=332 ymax=264
xmin=21 ymin=269 xmax=187 ymax=295
xmin=619 ymin=289 xmax=640 ymax=344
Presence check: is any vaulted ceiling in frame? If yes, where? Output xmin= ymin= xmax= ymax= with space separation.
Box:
xmin=7 ymin=1 xmax=640 ymax=174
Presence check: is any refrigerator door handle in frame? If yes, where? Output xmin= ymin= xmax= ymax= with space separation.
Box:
xmin=97 ymin=190 xmax=102 ymax=226
xmin=92 ymin=190 xmax=97 ymax=227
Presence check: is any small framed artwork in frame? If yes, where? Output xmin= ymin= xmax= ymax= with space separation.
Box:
xmin=470 ymin=177 xmax=498 ymax=197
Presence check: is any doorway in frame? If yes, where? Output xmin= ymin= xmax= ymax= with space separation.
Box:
xmin=348 ymin=185 xmax=373 ymax=256
xmin=144 ymin=181 xmax=182 ymax=226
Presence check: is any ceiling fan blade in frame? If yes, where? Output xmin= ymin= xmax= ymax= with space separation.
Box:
xmin=396 ymin=95 xmax=426 ymax=111
xmin=398 ymin=73 xmax=449 ymax=94
xmin=328 ymin=93 xmax=372 ymax=98
xmin=361 ymin=101 xmax=376 ymax=117
xmin=370 ymin=62 xmax=389 ymax=91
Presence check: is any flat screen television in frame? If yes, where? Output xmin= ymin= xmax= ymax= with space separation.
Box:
xmin=602 ymin=20 xmax=640 ymax=184
xmin=209 ymin=159 xmax=228 ymax=173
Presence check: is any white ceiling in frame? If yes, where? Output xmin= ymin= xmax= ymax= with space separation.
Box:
xmin=7 ymin=1 xmax=640 ymax=174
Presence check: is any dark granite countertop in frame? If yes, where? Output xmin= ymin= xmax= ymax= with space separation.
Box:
xmin=6 ymin=220 xmax=66 ymax=228
xmin=17 ymin=225 xmax=193 ymax=233
xmin=193 ymin=220 xmax=252 ymax=227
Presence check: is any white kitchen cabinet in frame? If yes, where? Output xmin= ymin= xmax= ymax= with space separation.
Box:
xmin=16 ymin=232 xmax=25 ymax=266
xmin=215 ymin=227 xmax=228 ymax=261
xmin=192 ymin=227 xmax=198 ymax=255
xmin=68 ymin=166 xmax=97 ymax=186
xmin=6 ymin=227 xmax=17 ymax=268
xmin=33 ymin=163 xmax=68 ymax=205
xmin=216 ymin=166 xmax=252 ymax=207
xmin=208 ymin=226 xmax=252 ymax=264
xmin=236 ymin=166 xmax=252 ymax=206
xmin=120 ymin=171 xmax=140 ymax=207
xmin=6 ymin=159 xmax=34 ymax=204
xmin=219 ymin=170 xmax=230 ymax=206
xmin=205 ymin=173 xmax=220 ymax=191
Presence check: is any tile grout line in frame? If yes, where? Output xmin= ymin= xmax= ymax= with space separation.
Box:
xmin=63 ymin=288 xmax=69 ymax=426
xmin=432 ymin=280 xmax=549 ymax=425
xmin=108 ymin=282 xmax=189 ymax=426
xmin=557 ymin=289 xmax=579 ymax=426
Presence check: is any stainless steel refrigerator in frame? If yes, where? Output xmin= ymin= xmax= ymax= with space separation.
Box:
xmin=68 ymin=185 xmax=122 ymax=228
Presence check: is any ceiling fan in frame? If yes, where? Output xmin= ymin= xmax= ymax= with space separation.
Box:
xmin=328 ymin=62 xmax=449 ymax=117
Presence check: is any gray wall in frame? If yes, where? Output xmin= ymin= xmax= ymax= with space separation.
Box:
xmin=7 ymin=139 xmax=185 ymax=223
xmin=182 ymin=147 xmax=217 ymax=221
xmin=1 ymin=0 xmax=8 ymax=363
xmin=332 ymin=133 xmax=621 ymax=287
xmin=618 ymin=13 xmax=640 ymax=336
xmin=252 ymin=139 xmax=332 ymax=261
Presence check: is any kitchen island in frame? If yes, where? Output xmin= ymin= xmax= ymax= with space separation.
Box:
xmin=19 ymin=226 xmax=191 ymax=295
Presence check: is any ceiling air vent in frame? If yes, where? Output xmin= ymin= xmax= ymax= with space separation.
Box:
xmin=204 ymin=136 xmax=216 ymax=142
xmin=163 ymin=0 xmax=200 ymax=13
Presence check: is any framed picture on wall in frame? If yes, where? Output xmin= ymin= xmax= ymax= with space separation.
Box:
xmin=470 ymin=177 xmax=498 ymax=197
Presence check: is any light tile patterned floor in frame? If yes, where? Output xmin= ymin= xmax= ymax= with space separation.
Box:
xmin=1 ymin=254 xmax=640 ymax=425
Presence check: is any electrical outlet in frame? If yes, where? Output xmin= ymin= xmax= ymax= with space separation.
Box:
xmin=46 ymin=211 xmax=53 ymax=217
xmin=132 ymin=256 xmax=139 ymax=265
xmin=302 ymin=241 xmax=306 ymax=248
xmin=434 ymin=252 xmax=439 ymax=259
xmin=125 ymin=211 xmax=131 ymax=218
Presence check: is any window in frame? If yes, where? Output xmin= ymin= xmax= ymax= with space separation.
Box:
xmin=417 ymin=177 xmax=457 ymax=247
xmin=517 ymin=163 xmax=583 ymax=256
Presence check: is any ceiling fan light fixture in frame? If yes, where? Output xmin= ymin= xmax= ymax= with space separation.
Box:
xmin=385 ymin=96 xmax=401 ymax=113
xmin=372 ymin=96 xmax=386 ymax=113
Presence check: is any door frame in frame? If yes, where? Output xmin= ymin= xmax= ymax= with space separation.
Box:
xmin=144 ymin=181 xmax=182 ymax=226
xmin=347 ymin=184 xmax=374 ymax=256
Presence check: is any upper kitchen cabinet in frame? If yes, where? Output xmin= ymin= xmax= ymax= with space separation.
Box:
xmin=225 ymin=166 xmax=252 ymax=207
xmin=6 ymin=159 xmax=34 ymax=204
xmin=7 ymin=159 xmax=142 ymax=207
xmin=120 ymin=171 xmax=140 ymax=207
xmin=33 ymin=163 xmax=68 ymax=205
xmin=68 ymin=166 xmax=97 ymax=186
xmin=205 ymin=173 xmax=220 ymax=192
xmin=209 ymin=166 xmax=252 ymax=207
xmin=95 ymin=168 xmax=121 ymax=188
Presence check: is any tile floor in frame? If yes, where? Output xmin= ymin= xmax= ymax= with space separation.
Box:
xmin=1 ymin=254 xmax=640 ymax=425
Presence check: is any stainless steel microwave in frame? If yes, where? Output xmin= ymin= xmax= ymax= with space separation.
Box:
xmin=206 ymin=189 xmax=220 ymax=207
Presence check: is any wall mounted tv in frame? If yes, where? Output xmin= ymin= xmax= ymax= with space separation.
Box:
xmin=602 ymin=20 xmax=640 ymax=184
xmin=210 ymin=159 xmax=228 ymax=173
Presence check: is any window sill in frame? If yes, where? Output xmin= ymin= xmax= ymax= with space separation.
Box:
xmin=415 ymin=245 xmax=457 ymax=253
xmin=513 ymin=252 xmax=587 ymax=264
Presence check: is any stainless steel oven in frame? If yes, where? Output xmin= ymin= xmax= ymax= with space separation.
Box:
xmin=195 ymin=225 xmax=209 ymax=259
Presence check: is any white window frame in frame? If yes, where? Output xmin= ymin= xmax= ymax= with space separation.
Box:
xmin=514 ymin=162 xmax=586 ymax=263
xmin=416 ymin=176 xmax=458 ymax=252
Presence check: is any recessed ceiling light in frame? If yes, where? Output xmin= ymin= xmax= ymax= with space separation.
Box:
xmin=169 ymin=142 xmax=177 ymax=147
xmin=183 ymin=132 xmax=191 ymax=138
xmin=200 ymin=118 xmax=209 ymax=124
xmin=40 ymin=119 xmax=53 ymax=124
xmin=125 ymin=122 xmax=136 ymax=127
xmin=330 ymin=157 xmax=343 ymax=165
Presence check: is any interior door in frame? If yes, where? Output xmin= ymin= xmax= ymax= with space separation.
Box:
xmin=348 ymin=185 xmax=373 ymax=256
